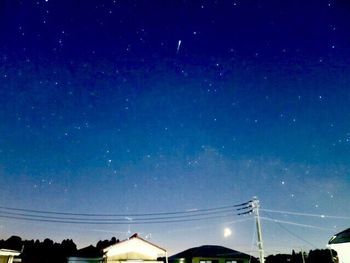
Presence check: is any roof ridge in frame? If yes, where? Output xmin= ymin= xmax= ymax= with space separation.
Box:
xmin=103 ymin=233 xmax=166 ymax=252
xmin=169 ymin=245 xmax=251 ymax=259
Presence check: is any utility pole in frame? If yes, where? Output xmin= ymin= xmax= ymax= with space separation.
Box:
xmin=251 ymin=198 xmax=265 ymax=263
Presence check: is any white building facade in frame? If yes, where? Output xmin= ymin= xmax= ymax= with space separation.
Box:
xmin=328 ymin=228 xmax=350 ymax=263
xmin=0 ymin=249 xmax=21 ymax=263
xmin=103 ymin=234 xmax=167 ymax=263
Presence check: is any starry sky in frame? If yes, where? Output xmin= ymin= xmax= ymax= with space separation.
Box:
xmin=1 ymin=0 xmax=350 ymax=257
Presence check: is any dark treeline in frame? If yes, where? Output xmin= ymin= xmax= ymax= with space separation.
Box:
xmin=0 ymin=235 xmax=118 ymax=263
xmin=265 ymin=249 xmax=335 ymax=263
xmin=0 ymin=236 xmax=335 ymax=263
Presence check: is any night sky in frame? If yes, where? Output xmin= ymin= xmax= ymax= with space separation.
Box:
xmin=1 ymin=0 xmax=350 ymax=257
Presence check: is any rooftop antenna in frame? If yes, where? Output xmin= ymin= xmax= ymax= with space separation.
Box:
xmin=125 ymin=217 xmax=132 ymax=238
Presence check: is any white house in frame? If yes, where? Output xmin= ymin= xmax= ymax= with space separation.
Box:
xmin=103 ymin=234 xmax=167 ymax=263
xmin=327 ymin=228 xmax=350 ymax=263
xmin=0 ymin=249 xmax=21 ymax=263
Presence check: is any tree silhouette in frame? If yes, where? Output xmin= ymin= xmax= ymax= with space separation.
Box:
xmin=0 ymin=235 xmax=336 ymax=263
xmin=96 ymin=236 xmax=119 ymax=250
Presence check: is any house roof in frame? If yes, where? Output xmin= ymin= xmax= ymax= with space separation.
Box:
xmin=170 ymin=245 xmax=251 ymax=259
xmin=0 ymin=249 xmax=21 ymax=256
xmin=73 ymin=245 xmax=103 ymax=258
xmin=103 ymin=234 xmax=166 ymax=259
xmin=329 ymin=228 xmax=350 ymax=244
xmin=103 ymin=233 xmax=166 ymax=253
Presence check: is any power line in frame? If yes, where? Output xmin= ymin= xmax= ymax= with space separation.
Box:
xmin=0 ymin=204 xmax=237 ymax=217
xmin=261 ymin=213 xmax=318 ymax=249
xmin=155 ymin=217 xmax=254 ymax=235
xmin=225 ymin=217 xmax=254 ymax=225
xmin=0 ymin=202 xmax=254 ymax=225
xmin=0 ymin=207 xmax=237 ymax=221
xmin=260 ymin=216 xmax=334 ymax=231
xmin=234 ymin=201 xmax=253 ymax=207
xmin=0 ymin=213 xmax=237 ymax=225
xmin=261 ymin=208 xmax=350 ymax=220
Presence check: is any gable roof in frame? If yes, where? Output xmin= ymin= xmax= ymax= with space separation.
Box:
xmin=103 ymin=233 xmax=166 ymax=256
xmin=0 ymin=249 xmax=21 ymax=257
xmin=72 ymin=245 xmax=103 ymax=258
xmin=170 ymin=245 xmax=251 ymax=259
xmin=329 ymin=228 xmax=350 ymax=244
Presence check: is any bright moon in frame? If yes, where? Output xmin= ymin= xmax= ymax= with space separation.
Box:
xmin=224 ymin=227 xmax=232 ymax=237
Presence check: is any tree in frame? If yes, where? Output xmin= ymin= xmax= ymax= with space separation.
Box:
xmin=4 ymin=236 xmax=22 ymax=251
xmin=265 ymin=253 xmax=292 ymax=263
xmin=307 ymin=249 xmax=333 ymax=263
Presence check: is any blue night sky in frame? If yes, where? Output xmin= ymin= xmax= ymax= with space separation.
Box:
xmin=1 ymin=0 xmax=350 ymax=256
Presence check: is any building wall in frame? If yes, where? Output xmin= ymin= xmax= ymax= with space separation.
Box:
xmin=0 ymin=256 xmax=9 ymax=263
xmin=68 ymin=256 xmax=103 ymax=263
xmin=0 ymin=256 xmax=17 ymax=263
xmin=0 ymin=255 xmax=17 ymax=263
xmin=106 ymin=252 xmax=159 ymax=261
xmin=192 ymin=256 xmax=248 ymax=263
xmin=104 ymin=238 xmax=166 ymax=261
xmin=105 ymin=260 xmax=163 ymax=263
xmin=328 ymin=243 xmax=350 ymax=263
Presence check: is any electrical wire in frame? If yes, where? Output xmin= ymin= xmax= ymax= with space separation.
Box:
xmin=0 ymin=207 xmax=237 ymax=221
xmin=155 ymin=217 xmax=254 ymax=235
xmin=261 ymin=208 xmax=350 ymax=220
xmin=261 ymin=213 xmax=318 ymax=249
xmin=234 ymin=201 xmax=253 ymax=207
xmin=0 ymin=204 xmax=237 ymax=217
xmin=224 ymin=217 xmax=254 ymax=225
xmin=260 ymin=216 xmax=334 ymax=231
xmin=0 ymin=201 xmax=254 ymax=225
xmin=0 ymin=213 xmax=237 ymax=225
